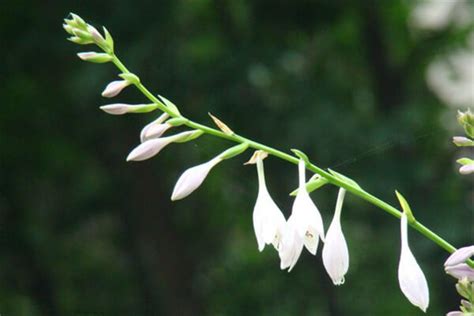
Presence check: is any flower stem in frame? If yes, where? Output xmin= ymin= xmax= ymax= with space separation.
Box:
xmin=110 ymin=54 xmax=473 ymax=266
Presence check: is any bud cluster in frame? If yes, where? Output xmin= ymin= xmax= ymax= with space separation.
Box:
xmin=444 ymin=246 xmax=474 ymax=315
xmin=454 ymin=110 xmax=474 ymax=175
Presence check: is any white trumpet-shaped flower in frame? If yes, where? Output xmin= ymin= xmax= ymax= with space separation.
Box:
xmin=101 ymin=79 xmax=131 ymax=98
xmin=289 ymin=160 xmax=325 ymax=255
xmin=322 ymin=188 xmax=349 ymax=285
xmin=279 ymin=215 xmax=304 ymax=271
xmin=171 ymin=157 xmax=222 ymax=201
xmin=252 ymin=153 xmax=287 ymax=252
xmin=398 ymin=213 xmax=429 ymax=312
xmin=126 ymin=130 xmax=200 ymax=162
xmin=140 ymin=113 xmax=171 ymax=142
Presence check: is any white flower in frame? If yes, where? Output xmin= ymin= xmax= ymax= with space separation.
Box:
xmin=289 ymin=159 xmax=325 ymax=255
xmin=252 ymin=152 xmax=287 ymax=252
xmin=398 ymin=213 xmax=429 ymax=312
xmin=101 ymin=80 xmax=131 ymax=98
xmin=279 ymin=215 xmax=304 ymax=271
xmin=171 ymin=157 xmax=222 ymax=201
xmin=126 ymin=130 xmax=200 ymax=161
xmin=445 ymin=245 xmax=474 ymax=267
xmin=322 ymin=188 xmax=349 ymax=285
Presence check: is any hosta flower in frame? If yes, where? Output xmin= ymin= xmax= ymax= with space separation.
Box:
xmin=288 ymin=159 xmax=325 ymax=255
xmin=252 ymin=151 xmax=287 ymax=252
xmin=279 ymin=215 xmax=304 ymax=271
xmin=171 ymin=157 xmax=222 ymax=201
xmin=322 ymin=188 xmax=349 ymax=285
xmin=126 ymin=130 xmax=202 ymax=161
xmin=101 ymin=79 xmax=131 ymax=98
xmin=398 ymin=213 xmax=429 ymax=312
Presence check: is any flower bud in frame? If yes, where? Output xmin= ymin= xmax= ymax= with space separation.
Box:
xmin=445 ymin=246 xmax=474 ymax=267
xmin=100 ymin=103 xmax=157 ymax=115
xmin=126 ymin=130 xmax=202 ymax=161
xmin=140 ymin=113 xmax=171 ymax=142
xmin=87 ymin=25 xmax=106 ymax=46
xmin=453 ymin=136 xmax=474 ymax=147
xmin=445 ymin=264 xmax=474 ymax=281
xmin=101 ymin=80 xmax=131 ymax=98
xmin=171 ymin=157 xmax=222 ymax=201
xmin=77 ymin=52 xmax=113 ymax=63
xmin=458 ymin=110 xmax=474 ymax=138
xmin=460 ymin=164 xmax=474 ymax=175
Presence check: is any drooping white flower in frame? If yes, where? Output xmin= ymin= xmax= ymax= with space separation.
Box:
xmin=101 ymin=80 xmax=131 ymax=98
xmin=288 ymin=159 xmax=325 ymax=255
xmin=140 ymin=116 xmax=172 ymax=142
xmin=322 ymin=188 xmax=349 ymax=285
xmin=252 ymin=152 xmax=287 ymax=252
xmin=171 ymin=157 xmax=222 ymax=201
xmin=279 ymin=215 xmax=304 ymax=271
xmin=126 ymin=130 xmax=201 ymax=161
xmin=398 ymin=213 xmax=430 ymax=312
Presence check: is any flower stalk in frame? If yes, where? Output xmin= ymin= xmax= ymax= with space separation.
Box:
xmin=64 ymin=13 xmax=473 ymax=270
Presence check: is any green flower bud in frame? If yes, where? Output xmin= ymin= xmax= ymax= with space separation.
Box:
xmin=77 ymin=52 xmax=113 ymax=63
xmin=458 ymin=110 xmax=474 ymax=138
xmin=219 ymin=143 xmax=249 ymax=160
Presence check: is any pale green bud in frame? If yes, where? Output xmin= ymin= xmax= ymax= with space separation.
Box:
xmin=219 ymin=143 xmax=249 ymax=160
xmin=458 ymin=110 xmax=474 ymax=138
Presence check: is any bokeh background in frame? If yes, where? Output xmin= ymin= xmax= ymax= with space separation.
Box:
xmin=1 ymin=0 xmax=473 ymax=315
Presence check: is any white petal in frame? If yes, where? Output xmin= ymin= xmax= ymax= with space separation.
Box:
xmin=398 ymin=213 xmax=429 ymax=312
xmin=171 ymin=158 xmax=221 ymax=201
xmin=100 ymin=103 xmax=131 ymax=115
xmin=460 ymin=164 xmax=474 ymax=174
xmin=126 ymin=138 xmax=172 ymax=161
xmin=322 ymin=188 xmax=349 ymax=285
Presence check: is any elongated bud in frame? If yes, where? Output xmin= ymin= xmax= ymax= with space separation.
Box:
xmin=445 ymin=246 xmax=474 ymax=267
xmin=171 ymin=157 xmax=222 ymax=201
xmin=460 ymin=164 xmax=474 ymax=175
xmin=398 ymin=213 xmax=429 ymax=312
xmin=453 ymin=136 xmax=474 ymax=147
xmin=126 ymin=130 xmax=202 ymax=162
xmin=219 ymin=143 xmax=249 ymax=160
xmin=67 ymin=36 xmax=93 ymax=45
xmin=77 ymin=52 xmax=113 ymax=63
xmin=100 ymin=103 xmax=157 ymax=115
xmin=101 ymin=80 xmax=131 ymax=98
xmin=140 ymin=113 xmax=171 ymax=142
xmin=87 ymin=25 xmax=106 ymax=46
xmin=322 ymin=188 xmax=349 ymax=286
xmin=167 ymin=117 xmax=188 ymax=127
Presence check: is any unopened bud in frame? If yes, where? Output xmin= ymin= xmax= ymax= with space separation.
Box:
xmin=87 ymin=25 xmax=106 ymax=47
xmin=77 ymin=52 xmax=113 ymax=63
xmin=219 ymin=143 xmax=249 ymax=160
xmin=100 ymin=103 xmax=157 ymax=115
xmin=167 ymin=117 xmax=188 ymax=126
xmin=173 ymin=130 xmax=204 ymax=143
xmin=453 ymin=136 xmax=474 ymax=147
xmin=460 ymin=164 xmax=474 ymax=175
xmin=101 ymin=80 xmax=131 ymax=98
xmin=67 ymin=36 xmax=93 ymax=45
xmin=140 ymin=113 xmax=171 ymax=142
xmin=458 ymin=110 xmax=474 ymax=138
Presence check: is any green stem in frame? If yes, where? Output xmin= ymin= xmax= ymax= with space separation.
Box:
xmin=111 ymin=54 xmax=474 ymax=267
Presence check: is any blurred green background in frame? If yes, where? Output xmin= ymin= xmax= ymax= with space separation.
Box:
xmin=1 ymin=0 xmax=473 ymax=315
